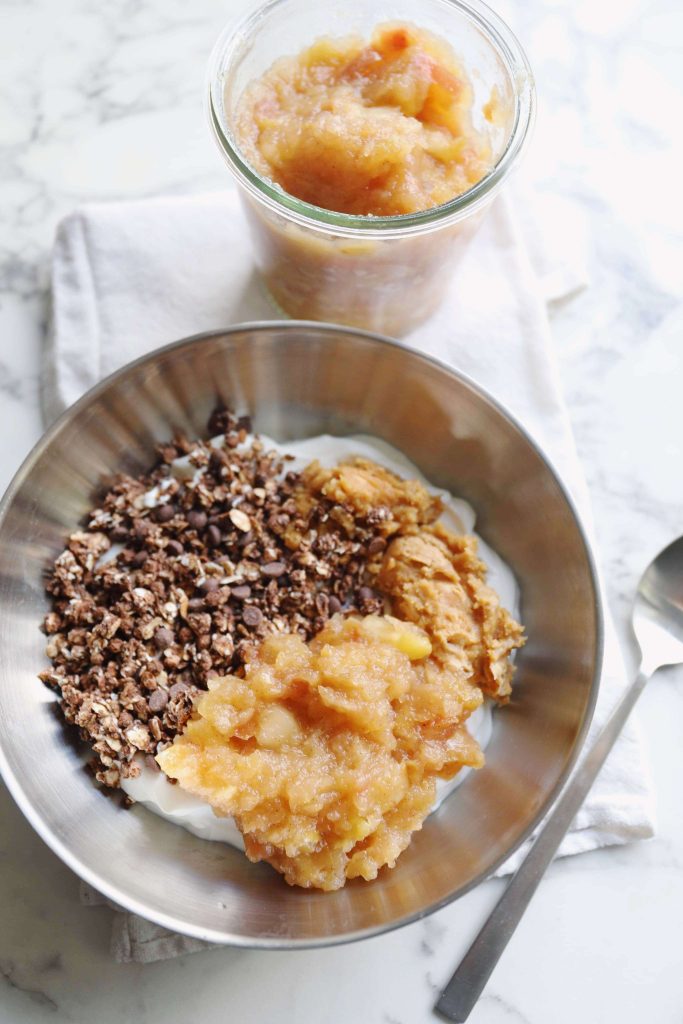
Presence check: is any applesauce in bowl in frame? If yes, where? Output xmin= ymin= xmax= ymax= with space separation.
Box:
xmin=208 ymin=0 xmax=535 ymax=335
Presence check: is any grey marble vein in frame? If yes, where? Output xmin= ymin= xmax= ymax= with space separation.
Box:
xmin=0 ymin=960 xmax=58 ymax=1014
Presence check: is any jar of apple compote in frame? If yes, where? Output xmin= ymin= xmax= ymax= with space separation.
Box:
xmin=207 ymin=0 xmax=534 ymax=336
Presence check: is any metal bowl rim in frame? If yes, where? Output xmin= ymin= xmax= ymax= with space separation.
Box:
xmin=0 ymin=320 xmax=604 ymax=948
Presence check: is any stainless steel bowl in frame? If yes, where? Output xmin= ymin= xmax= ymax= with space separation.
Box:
xmin=0 ymin=323 xmax=601 ymax=947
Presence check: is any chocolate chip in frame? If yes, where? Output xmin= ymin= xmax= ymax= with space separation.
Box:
xmin=110 ymin=525 xmax=129 ymax=542
xmin=267 ymin=512 xmax=289 ymax=532
xmin=166 ymin=540 xmax=184 ymax=557
xmin=198 ymin=578 xmax=219 ymax=594
xmin=207 ymin=524 xmax=222 ymax=547
xmin=144 ymin=754 xmax=161 ymax=773
xmin=261 ymin=561 xmax=286 ymax=578
xmin=169 ymin=680 xmax=190 ymax=700
xmin=134 ymin=519 xmax=150 ymax=539
xmin=328 ymin=596 xmax=343 ymax=614
xmin=186 ymin=509 xmax=207 ymax=530
xmin=148 ymin=688 xmax=169 ymax=713
xmin=367 ymin=536 xmax=387 ymax=556
xmin=153 ymin=627 xmax=174 ymax=650
xmin=209 ymin=449 xmax=229 ymax=474
xmin=207 ymin=406 xmax=232 ymax=435
xmin=188 ymin=597 xmax=205 ymax=612
xmin=242 ymin=606 xmax=262 ymax=628
xmin=230 ymin=585 xmax=251 ymax=600
xmin=155 ymin=503 xmax=176 ymax=523
xmin=358 ymin=586 xmax=376 ymax=603
xmin=133 ymin=551 xmax=148 ymax=568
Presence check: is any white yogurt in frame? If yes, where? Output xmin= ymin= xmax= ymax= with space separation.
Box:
xmin=121 ymin=433 xmax=518 ymax=846
xmin=123 ymin=761 xmax=246 ymax=847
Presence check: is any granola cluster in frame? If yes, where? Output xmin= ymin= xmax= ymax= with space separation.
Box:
xmin=39 ymin=410 xmax=391 ymax=789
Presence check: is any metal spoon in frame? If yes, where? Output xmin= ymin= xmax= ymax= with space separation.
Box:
xmin=436 ymin=536 xmax=683 ymax=1023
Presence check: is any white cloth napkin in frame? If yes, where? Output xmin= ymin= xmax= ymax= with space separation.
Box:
xmin=46 ymin=189 xmax=655 ymax=964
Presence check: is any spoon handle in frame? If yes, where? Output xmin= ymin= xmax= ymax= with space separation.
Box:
xmin=435 ymin=667 xmax=650 ymax=1023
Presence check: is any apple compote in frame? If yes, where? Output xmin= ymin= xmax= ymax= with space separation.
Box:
xmin=157 ymin=614 xmax=484 ymax=891
xmin=228 ymin=22 xmax=501 ymax=334
xmin=236 ymin=23 xmax=493 ymax=216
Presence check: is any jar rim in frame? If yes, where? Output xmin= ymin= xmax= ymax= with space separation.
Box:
xmin=207 ymin=0 xmax=536 ymax=238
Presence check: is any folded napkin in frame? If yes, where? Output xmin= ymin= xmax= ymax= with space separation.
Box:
xmin=46 ymin=189 xmax=655 ymax=964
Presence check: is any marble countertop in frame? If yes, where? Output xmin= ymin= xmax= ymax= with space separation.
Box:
xmin=1 ymin=0 xmax=682 ymax=1021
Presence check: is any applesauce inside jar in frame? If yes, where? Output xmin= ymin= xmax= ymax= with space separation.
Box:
xmin=209 ymin=0 xmax=533 ymax=334
xmin=235 ymin=23 xmax=494 ymax=217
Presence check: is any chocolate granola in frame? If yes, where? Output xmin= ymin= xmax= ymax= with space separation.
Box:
xmin=39 ymin=410 xmax=396 ymax=789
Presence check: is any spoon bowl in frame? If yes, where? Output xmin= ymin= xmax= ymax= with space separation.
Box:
xmin=634 ymin=536 xmax=683 ymax=674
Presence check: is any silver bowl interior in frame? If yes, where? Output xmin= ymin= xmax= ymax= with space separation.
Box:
xmin=0 ymin=323 xmax=601 ymax=947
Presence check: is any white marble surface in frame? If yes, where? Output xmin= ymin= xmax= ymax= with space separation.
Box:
xmin=1 ymin=0 xmax=682 ymax=1021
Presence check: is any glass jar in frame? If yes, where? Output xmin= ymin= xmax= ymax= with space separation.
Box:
xmin=207 ymin=0 xmax=535 ymax=336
